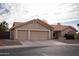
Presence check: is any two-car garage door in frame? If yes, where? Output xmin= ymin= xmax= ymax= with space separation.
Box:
xmin=30 ymin=31 xmax=49 ymax=40
xmin=17 ymin=30 xmax=49 ymax=41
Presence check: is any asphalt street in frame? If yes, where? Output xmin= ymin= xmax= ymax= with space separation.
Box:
xmin=0 ymin=45 xmax=79 ymax=56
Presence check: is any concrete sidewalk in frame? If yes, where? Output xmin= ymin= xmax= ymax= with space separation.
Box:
xmin=20 ymin=40 xmax=67 ymax=46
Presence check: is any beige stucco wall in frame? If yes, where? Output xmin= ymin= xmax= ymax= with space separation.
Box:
xmin=10 ymin=30 xmax=15 ymax=40
xmin=16 ymin=21 xmax=49 ymax=30
xmin=50 ymin=31 xmax=53 ymax=40
xmin=13 ymin=30 xmax=17 ymax=40
xmin=61 ymin=28 xmax=76 ymax=37
xmin=10 ymin=21 xmax=52 ymax=40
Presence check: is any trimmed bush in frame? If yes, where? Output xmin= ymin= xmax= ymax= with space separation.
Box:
xmin=64 ymin=34 xmax=75 ymax=40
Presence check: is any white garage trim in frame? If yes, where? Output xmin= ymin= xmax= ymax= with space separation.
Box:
xmin=16 ymin=29 xmax=51 ymax=40
xmin=28 ymin=30 xmax=30 ymax=40
xmin=49 ymin=30 xmax=51 ymax=40
xmin=52 ymin=31 xmax=53 ymax=39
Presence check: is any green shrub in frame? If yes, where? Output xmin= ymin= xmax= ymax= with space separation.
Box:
xmin=64 ymin=34 xmax=75 ymax=40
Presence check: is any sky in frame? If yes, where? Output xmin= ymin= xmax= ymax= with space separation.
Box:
xmin=0 ymin=3 xmax=79 ymax=31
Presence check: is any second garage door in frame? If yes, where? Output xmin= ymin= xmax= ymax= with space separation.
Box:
xmin=30 ymin=31 xmax=49 ymax=40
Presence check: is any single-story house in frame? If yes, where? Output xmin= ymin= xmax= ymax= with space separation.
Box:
xmin=10 ymin=19 xmax=77 ymax=41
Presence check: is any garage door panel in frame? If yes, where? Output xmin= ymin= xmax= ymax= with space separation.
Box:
xmin=17 ymin=30 xmax=49 ymax=41
xmin=17 ymin=30 xmax=28 ymax=40
xmin=30 ymin=31 xmax=49 ymax=40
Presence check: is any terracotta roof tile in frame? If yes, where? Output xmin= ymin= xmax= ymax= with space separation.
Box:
xmin=50 ymin=24 xmax=77 ymax=32
xmin=50 ymin=25 xmax=69 ymax=31
xmin=10 ymin=19 xmax=77 ymax=32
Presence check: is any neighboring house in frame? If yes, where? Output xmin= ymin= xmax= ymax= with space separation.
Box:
xmin=10 ymin=19 xmax=77 ymax=41
xmin=51 ymin=23 xmax=77 ymax=39
xmin=10 ymin=19 xmax=53 ymax=41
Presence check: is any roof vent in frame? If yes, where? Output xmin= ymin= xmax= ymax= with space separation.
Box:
xmin=57 ymin=23 xmax=61 ymax=25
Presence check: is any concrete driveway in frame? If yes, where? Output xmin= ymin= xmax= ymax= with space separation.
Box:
xmin=0 ymin=40 xmax=79 ymax=56
xmin=20 ymin=40 xmax=67 ymax=47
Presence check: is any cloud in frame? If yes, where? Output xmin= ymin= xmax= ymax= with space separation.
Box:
xmin=0 ymin=3 xmax=79 ymax=28
xmin=66 ymin=3 xmax=79 ymax=19
xmin=0 ymin=3 xmax=10 ymax=15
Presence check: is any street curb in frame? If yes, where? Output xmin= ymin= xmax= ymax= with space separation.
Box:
xmin=0 ymin=45 xmax=26 ymax=49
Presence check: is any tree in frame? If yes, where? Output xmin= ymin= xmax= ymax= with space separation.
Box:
xmin=77 ymin=23 xmax=79 ymax=32
xmin=0 ymin=21 xmax=9 ymax=32
xmin=76 ymin=23 xmax=79 ymax=39
xmin=77 ymin=23 xmax=79 ymax=27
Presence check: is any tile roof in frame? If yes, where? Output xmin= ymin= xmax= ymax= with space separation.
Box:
xmin=11 ymin=19 xmax=77 ymax=32
xmin=10 ymin=19 xmax=53 ymax=30
xmin=50 ymin=24 xmax=77 ymax=32
xmin=13 ymin=22 xmax=24 ymax=27
xmin=50 ymin=25 xmax=68 ymax=31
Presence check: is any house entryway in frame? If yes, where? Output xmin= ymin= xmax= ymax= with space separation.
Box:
xmin=53 ymin=31 xmax=61 ymax=39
